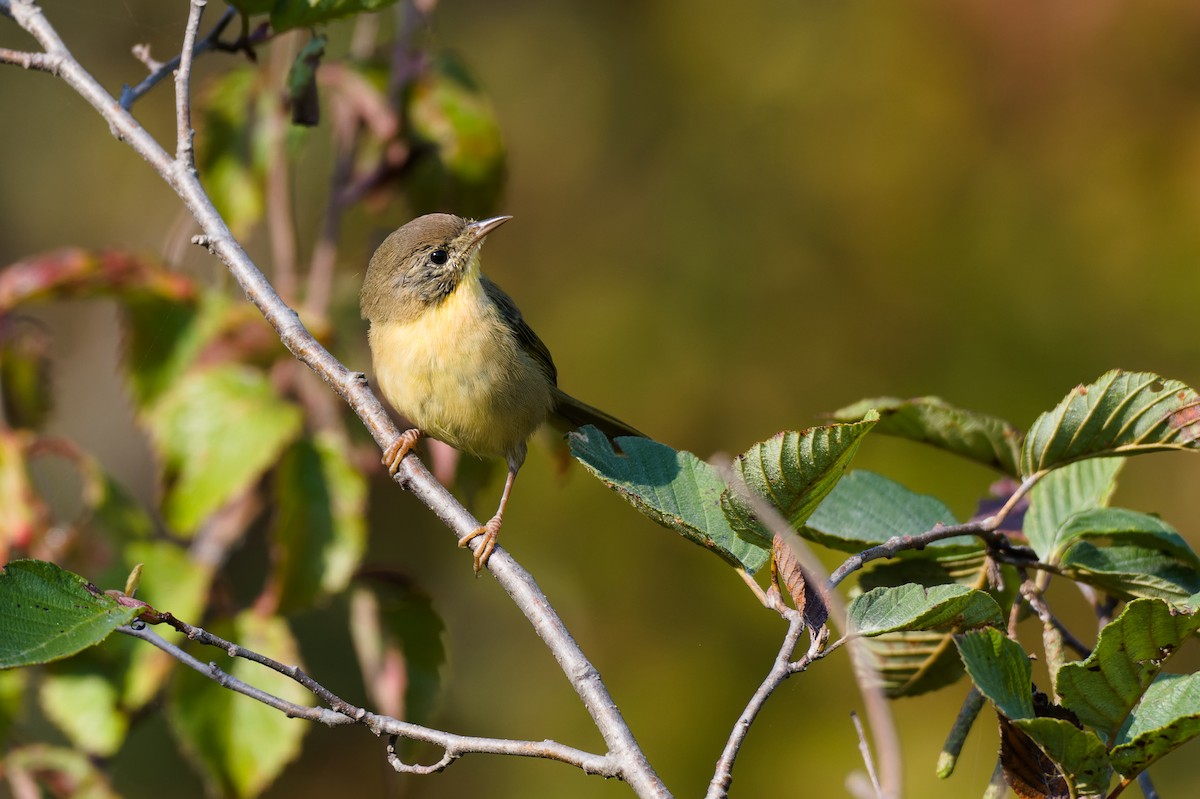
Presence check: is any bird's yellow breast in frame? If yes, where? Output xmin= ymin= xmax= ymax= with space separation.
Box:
xmin=368 ymin=276 xmax=553 ymax=461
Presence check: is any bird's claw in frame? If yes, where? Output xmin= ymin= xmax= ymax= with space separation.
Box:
xmin=383 ymin=428 xmax=421 ymax=475
xmin=459 ymin=515 xmax=502 ymax=575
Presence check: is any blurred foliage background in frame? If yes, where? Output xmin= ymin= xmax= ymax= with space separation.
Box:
xmin=3 ymin=0 xmax=1200 ymax=797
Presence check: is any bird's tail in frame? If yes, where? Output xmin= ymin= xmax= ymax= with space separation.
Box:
xmin=549 ymin=387 xmax=643 ymax=442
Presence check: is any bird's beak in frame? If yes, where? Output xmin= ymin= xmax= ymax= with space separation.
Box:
xmin=466 ymin=215 xmax=512 ymax=244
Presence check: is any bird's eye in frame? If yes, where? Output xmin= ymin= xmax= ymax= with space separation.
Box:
xmin=429 ymin=249 xmax=449 ymax=265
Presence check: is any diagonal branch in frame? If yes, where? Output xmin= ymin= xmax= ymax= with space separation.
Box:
xmin=0 ymin=2 xmax=668 ymax=796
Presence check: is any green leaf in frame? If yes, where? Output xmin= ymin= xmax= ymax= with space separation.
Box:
xmin=956 ymin=628 xmax=1034 ymax=721
xmin=848 ymin=584 xmax=1003 ymax=637
xmin=38 ymin=668 xmax=128 ymax=757
xmin=3 ymin=744 xmax=121 ymax=799
xmin=350 ymin=575 xmax=446 ymax=726
xmin=169 ymin=611 xmax=310 ymax=798
xmin=802 ymin=470 xmax=977 ymax=554
xmin=1057 ymin=508 xmax=1200 ymax=567
xmin=121 ymin=541 xmax=213 ymax=710
xmin=1060 ymin=541 xmax=1200 ymax=604
xmin=1055 ymin=598 xmax=1200 ymax=740
xmin=569 ymin=427 xmax=768 ymax=572
xmin=1008 ymin=717 xmax=1111 ymax=798
xmin=833 ymin=395 xmax=1022 ymax=476
xmin=0 ymin=560 xmax=140 ymax=668
xmin=270 ymin=0 xmax=402 ymax=33
xmin=1110 ymin=673 xmax=1200 ymax=777
xmin=1022 ymin=458 xmax=1123 ymax=563
xmin=719 ymin=415 xmax=877 ymax=547
xmin=856 ymin=551 xmax=1019 ymax=698
xmin=271 ymin=433 xmax=368 ymax=613
xmin=145 ymin=364 xmax=302 ymax=535
xmin=1022 ymin=370 xmax=1200 ymax=475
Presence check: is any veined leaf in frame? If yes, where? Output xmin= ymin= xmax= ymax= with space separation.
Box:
xmin=833 ymin=395 xmax=1022 ymax=476
xmin=848 ymin=584 xmax=1003 ymax=637
xmin=0 ymin=560 xmax=140 ymax=668
xmin=720 ymin=415 xmax=877 ymax=547
xmin=1055 ymin=598 xmax=1200 ymax=741
xmin=1060 ymin=541 xmax=1200 ymax=604
xmin=802 ymin=470 xmax=977 ymax=555
xmin=1021 ymin=370 xmax=1200 ymax=475
xmin=569 ymin=427 xmax=768 ymax=573
xmin=1022 ymin=458 xmax=1122 ymax=563
xmin=1110 ymin=673 xmax=1200 ymax=777
xmin=956 ymin=628 xmax=1034 ymax=721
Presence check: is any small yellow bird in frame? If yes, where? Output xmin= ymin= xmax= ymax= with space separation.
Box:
xmin=361 ymin=213 xmax=641 ymax=573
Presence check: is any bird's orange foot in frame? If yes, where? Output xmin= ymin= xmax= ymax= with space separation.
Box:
xmin=382 ymin=428 xmax=421 ymax=476
xmin=458 ymin=515 xmax=502 ymax=576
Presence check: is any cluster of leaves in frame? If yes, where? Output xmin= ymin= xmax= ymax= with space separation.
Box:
xmin=0 ymin=249 xmax=443 ymax=796
xmin=571 ymin=369 xmax=1200 ymax=798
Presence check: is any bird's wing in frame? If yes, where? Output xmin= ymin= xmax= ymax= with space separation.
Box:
xmin=481 ymin=276 xmax=558 ymax=386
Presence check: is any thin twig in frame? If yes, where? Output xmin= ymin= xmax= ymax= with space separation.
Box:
xmin=173 ymin=0 xmax=205 ymax=167
xmin=0 ymin=46 xmax=58 ymax=71
xmin=705 ymin=611 xmax=805 ymax=799
xmin=710 ymin=460 xmax=902 ymax=799
xmin=0 ymin=5 xmax=668 ymax=796
xmin=119 ymin=623 xmax=616 ymax=775
xmin=825 ymin=472 xmax=1042 ymax=591
xmin=118 ymin=6 xmax=236 ymax=109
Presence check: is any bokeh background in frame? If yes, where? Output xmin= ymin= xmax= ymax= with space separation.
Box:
xmin=3 ymin=0 xmax=1200 ymax=797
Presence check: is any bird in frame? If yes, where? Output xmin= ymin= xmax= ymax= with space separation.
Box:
xmin=360 ymin=213 xmax=641 ymax=573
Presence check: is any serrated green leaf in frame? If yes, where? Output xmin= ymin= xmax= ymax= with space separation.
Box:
xmin=0 ymin=560 xmax=140 ymax=668
xmin=802 ymin=470 xmax=977 ymax=555
xmin=350 ymin=575 xmax=446 ymax=726
xmin=121 ymin=541 xmax=213 ymax=710
xmin=569 ymin=426 xmax=768 ymax=573
xmin=1110 ymin=673 xmax=1200 ymax=777
xmin=1060 ymin=541 xmax=1200 ymax=604
xmin=1022 ymin=370 xmax=1200 ymax=475
xmin=145 ymin=364 xmax=302 ymax=535
xmin=1055 ymin=598 xmax=1200 ymax=741
xmin=833 ymin=395 xmax=1022 ymax=476
xmin=270 ymin=0 xmax=401 ymax=33
xmin=849 ymin=584 xmax=1003 ymax=637
xmin=38 ymin=668 xmax=127 ymax=756
xmin=1009 ymin=717 xmax=1111 ymax=798
xmin=271 ymin=433 xmax=367 ymax=613
xmin=1057 ymin=508 xmax=1200 ymax=567
xmin=169 ymin=611 xmax=310 ymax=798
xmin=1023 ymin=458 xmax=1123 ymax=563
xmin=720 ymin=415 xmax=876 ymax=547
xmin=3 ymin=744 xmax=121 ymax=799
xmin=956 ymin=628 xmax=1034 ymax=721
xmin=856 ymin=551 xmax=1020 ymax=698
